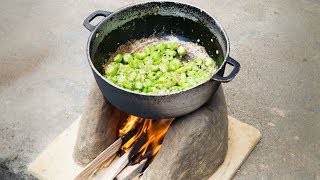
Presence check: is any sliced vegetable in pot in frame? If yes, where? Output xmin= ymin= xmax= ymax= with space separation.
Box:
xmin=103 ymin=42 xmax=217 ymax=94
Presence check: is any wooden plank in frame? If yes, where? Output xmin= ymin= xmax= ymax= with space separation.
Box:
xmin=208 ymin=116 xmax=261 ymax=180
xmin=116 ymin=159 xmax=147 ymax=180
xmin=75 ymin=138 xmax=122 ymax=180
xmin=97 ymin=150 xmax=131 ymax=180
xmin=88 ymin=154 xmax=116 ymax=179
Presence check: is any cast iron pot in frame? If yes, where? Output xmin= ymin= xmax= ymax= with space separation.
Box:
xmin=83 ymin=1 xmax=240 ymax=119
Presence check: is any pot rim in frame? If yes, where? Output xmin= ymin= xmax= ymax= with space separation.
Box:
xmin=86 ymin=0 xmax=230 ymax=97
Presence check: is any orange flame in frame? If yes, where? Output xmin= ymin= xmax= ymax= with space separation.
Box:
xmin=119 ymin=115 xmax=142 ymax=137
xmin=119 ymin=115 xmax=174 ymax=162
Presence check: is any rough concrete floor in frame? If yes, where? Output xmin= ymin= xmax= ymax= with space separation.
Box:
xmin=0 ymin=0 xmax=319 ymax=179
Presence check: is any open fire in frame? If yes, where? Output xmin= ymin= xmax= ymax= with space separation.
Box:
xmin=119 ymin=115 xmax=174 ymax=164
xmin=75 ymin=115 xmax=174 ymax=180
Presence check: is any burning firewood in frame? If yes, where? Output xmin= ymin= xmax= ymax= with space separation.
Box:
xmin=120 ymin=117 xmax=174 ymax=164
xmin=101 ymin=117 xmax=174 ymax=178
xmin=76 ymin=115 xmax=174 ymax=179
xmin=75 ymin=120 xmax=143 ymax=179
xmin=96 ymin=132 xmax=148 ymax=179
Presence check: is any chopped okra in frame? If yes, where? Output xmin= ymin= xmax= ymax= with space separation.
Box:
xmin=103 ymin=42 xmax=218 ymax=94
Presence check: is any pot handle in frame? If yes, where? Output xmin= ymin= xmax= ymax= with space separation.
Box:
xmin=83 ymin=10 xmax=112 ymax=31
xmin=211 ymin=57 xmax=240 ymax=82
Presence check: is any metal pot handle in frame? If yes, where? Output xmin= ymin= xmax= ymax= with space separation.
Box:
xmin=211 ymin=57 xmax=240 ymax=82
xmin=83 ymin=10 xmax=112 ymax=31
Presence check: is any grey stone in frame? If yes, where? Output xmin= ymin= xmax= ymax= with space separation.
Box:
xmin=142 ymin=86 xmax=228 ymax=180
xmin=73 ymin=83 xmax=128 ymax=165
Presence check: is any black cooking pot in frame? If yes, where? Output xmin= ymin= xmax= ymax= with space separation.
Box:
xmin=84 ymin=1 xmax=240 ymax=119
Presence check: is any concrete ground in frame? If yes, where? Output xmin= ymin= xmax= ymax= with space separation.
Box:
xmin=0 ymin=0 xmax=319 ymax=179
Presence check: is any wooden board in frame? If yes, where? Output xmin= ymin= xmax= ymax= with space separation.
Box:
xmin=209 ymin=116 xmax=261 ymax=180
xmin=28 ymin=116 xmax=261 ymax=180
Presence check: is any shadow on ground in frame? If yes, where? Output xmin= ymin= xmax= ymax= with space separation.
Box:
xmin=0 ymin=163 xmax=36 ymax=180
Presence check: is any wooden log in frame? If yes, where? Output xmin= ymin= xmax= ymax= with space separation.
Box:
xmin=94 ymin=156 xmax=119 ymax=179
xmin=88 ymin=154 xmax=116 ymax=179
xmin=132 ymin=174 xmax=142 ymax=180
xmin=75 ymin=138 xmax=122 ymax=180
xmin=116 ymin=159 xmax=147 ymax=180
xmin=98 ymin=149 xmax=131 ymax=180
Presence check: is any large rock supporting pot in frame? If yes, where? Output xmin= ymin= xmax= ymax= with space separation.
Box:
xmin=73 ymin=83 xmax=127 ymax=165
xmin=142 ymin=86 xmax=228 ymax=179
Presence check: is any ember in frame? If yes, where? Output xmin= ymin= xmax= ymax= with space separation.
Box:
xmin=119 ymin=115 xmax=174 ymax=164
